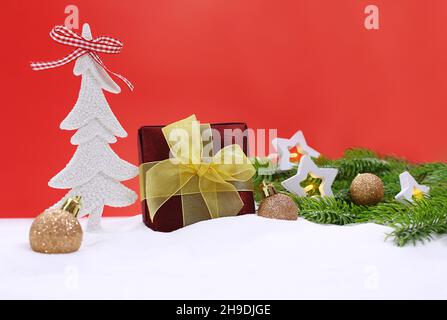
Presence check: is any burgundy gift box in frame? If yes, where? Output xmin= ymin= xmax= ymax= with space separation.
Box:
xmin=138 ymin=122 xmax=256 ymax=232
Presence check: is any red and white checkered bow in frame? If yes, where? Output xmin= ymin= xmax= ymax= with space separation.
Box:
xmin=31 ymin=25 xmax=133 ymax=91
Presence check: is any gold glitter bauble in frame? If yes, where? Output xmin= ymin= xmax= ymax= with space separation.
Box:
xmin=350 ymin=173 xmax=384 ymax=205
xmin=29 ymin=209 xmax=83 ymax=254
xmin=258 ymin=193 xmax=299 ymax=220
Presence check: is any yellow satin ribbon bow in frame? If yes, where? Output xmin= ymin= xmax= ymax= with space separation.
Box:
xmin=144 ymin=115 xmax=255 ymax=225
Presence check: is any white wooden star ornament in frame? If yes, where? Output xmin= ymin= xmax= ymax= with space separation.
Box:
xmin=395 ymin=171 xmax=429 ymax=203
xmin=272 ymin=131 xmax=320 ymax=171
xmin=281 ymin=155 xmax=338 ymax=197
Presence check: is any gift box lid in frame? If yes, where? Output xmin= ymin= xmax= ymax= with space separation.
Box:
xmin=138 ymin=122 xmax=251 ymax=163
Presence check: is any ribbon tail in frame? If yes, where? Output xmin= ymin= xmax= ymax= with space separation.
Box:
xmin=31 ymin=48 xmax=86 ymax=71
xmin=89 ymin=52 xmax=134 ymax=91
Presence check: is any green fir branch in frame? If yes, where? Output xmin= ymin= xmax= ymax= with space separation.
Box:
xmin=379 ymin=198 xmax=447 ymax=246
xmin=252 ymin=148 xmax=447 ymax=247
xmin=293 ymin=196 xmax=364 ymax=225
xmin=333 ymin=158 xmax=391 ymax=179
xmin=343 ymin=148 xmax=379 ymax=159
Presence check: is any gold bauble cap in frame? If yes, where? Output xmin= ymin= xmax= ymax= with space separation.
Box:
xmin=262 ymin=182 xmax=277 ymax=198
xmin=61 ymin=196 xmax=82 ymax=217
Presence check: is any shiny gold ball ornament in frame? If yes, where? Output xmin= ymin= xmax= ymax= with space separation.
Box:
xmin=257 ymin=183 xmax=299 ymax=220
xmin=29 ymin=197 xmax=83 ymax=254
xmin=350 ymin=173 xmax=384 ymax=205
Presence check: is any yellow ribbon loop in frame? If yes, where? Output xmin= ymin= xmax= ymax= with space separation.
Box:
xmin=143 ymin=115 xmax=255 ymax=225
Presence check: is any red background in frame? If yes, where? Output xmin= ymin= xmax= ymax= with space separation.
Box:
xmin=2 ymin=1 xmax=446 ymax=217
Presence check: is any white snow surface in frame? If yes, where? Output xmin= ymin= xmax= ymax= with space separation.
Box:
xmin=1 ymin=215 xmax=446 ymax=299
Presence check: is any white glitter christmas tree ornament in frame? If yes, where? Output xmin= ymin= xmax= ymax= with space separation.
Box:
xmin=272 ymin=130 xmax=320 ymax=171
xmin=49 ymin=24 xmax=138 ymax=231
xmin=395 ymin=171 xmax=430 ymax=204
xmin=281 ymin=155 xmax=338 ymax=197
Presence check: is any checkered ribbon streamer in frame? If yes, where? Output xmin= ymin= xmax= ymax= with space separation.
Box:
xmin=31 ymin=25 xmax=133 ymax=91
